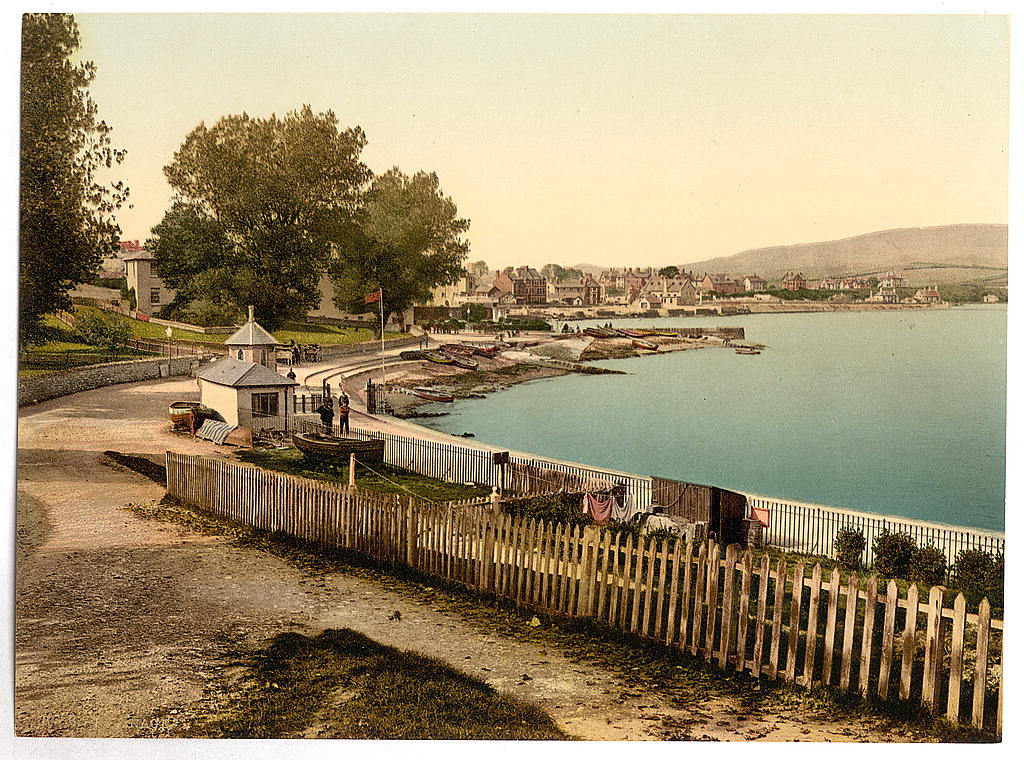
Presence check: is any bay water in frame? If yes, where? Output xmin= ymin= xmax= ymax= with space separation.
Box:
xmin=416 ymin=306 xmax=1006 ymax=531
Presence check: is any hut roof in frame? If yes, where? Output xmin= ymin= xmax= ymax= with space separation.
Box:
xmin=224 ymin=318 xmax=278 ymax=346
xmin=197 ymin=355 xmax=296 ymax=388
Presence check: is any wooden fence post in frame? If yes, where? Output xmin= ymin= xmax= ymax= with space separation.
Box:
xmin=718 ymin=544 xmax=738 ymax=669
xmin=653 ymin=538 xmax=671 ymax=641
xmin=688 ymin=542 xmax=707 ymax=655
xmin=734 ymin=550 xmax=752 ymax=674
xmin=665 ymin=539 xmax=683 ymax=648
xmin=784 ymin=561 xmax=804 ymax=683
xmin=800 ymin=563 xmax=822 ymax=688
xmin=946 ymin=592 xmax=967 ymax=724
xmin=922 ymin=585 xmax=947 ymax=712
xmin=767 ymin=556 xmax=787 ymax=679
xmin=859 ymin=575 xmax=878 ymax=697
xmin=971 ymin=598 xmax=991 ymax=730
xmin=877 ymin=579 xmax=898 ymax=700
xmin=839 ymin=572 xmax=859 ymax=692
xmin=900 ymin=584 xmax=920 ymax=700
xmin=703 ymin=541 xmax=721 ymax=661
xmin=751 ymin=553 xmax=770 ymax=678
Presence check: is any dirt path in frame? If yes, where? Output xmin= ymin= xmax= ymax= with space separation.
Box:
xmin=16 ymin=377 xmax=929 ymax=741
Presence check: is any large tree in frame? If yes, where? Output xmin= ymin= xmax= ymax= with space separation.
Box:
xmin=161 ymin=106 xmax=370 ymax=329
xmin=328 ymin=168 xmax=470 ymax=331
xmin=20 ymin=13 xmax=128 ymax=342
xmin=541 ymin=263 xmax=583 ymax=283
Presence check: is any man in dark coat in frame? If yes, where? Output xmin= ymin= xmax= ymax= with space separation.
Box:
xmin=316 ymin=398 xmax=334 ymax=435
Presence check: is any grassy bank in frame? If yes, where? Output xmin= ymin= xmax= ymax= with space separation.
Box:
xmin=196 ymin=627 xmax=567 ymax=740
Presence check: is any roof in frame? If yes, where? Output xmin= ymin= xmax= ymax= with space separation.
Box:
xmin=225 ymin=319 xmax=278 ymax=346
xmin=197 ymin=355 xmax=297 ymax=388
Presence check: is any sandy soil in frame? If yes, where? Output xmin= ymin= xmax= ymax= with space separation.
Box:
xmin=16 ymin=376 xmax=933 ymax=741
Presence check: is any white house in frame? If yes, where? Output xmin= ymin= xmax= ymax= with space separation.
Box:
xmin=197 ymin=356 xmax=297 ymax=432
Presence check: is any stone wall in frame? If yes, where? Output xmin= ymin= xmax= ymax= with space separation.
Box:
xmin=18 ymin=356 xmax=201 ymax=407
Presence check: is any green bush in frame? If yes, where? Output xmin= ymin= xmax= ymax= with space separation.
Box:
xmin=953 ymin=549 xmax=1003 ymax=609
xmin=501 ymin=492 xmax=591 ymax=527
xmin=74 ymin=310 xmax=131 ymax=352
xmin=909 ymin=544 xmax=947 ymax=586
xmin=833 ymin=527 xmax=866 ymax=569
xmin=872 ymin=530 xmax=917 ymax=579
xmin=120 ymin=285 xmax=137 ymax=311
xmin=176 ymin=299 xmax=242 ymax=327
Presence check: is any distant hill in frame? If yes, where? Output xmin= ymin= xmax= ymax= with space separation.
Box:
xmin=683 ymin=224 xmax=1007 ymax=282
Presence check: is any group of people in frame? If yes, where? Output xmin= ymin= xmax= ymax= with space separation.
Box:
xmin=316 ymin=391 xmax=350 ymax=436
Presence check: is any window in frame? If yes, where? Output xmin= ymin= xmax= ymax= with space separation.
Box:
xmin=251 ymin=392 xmax=279 ymax=417
xmin=150 ymin=287 xmax=161 ymax=304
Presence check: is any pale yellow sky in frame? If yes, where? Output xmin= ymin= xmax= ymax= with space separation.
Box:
xmin=76 ymin=13 xmax=1009 ymax=269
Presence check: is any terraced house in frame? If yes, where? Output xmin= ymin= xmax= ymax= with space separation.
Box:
xmin=494 ymin=266 xmax=548 ymax=305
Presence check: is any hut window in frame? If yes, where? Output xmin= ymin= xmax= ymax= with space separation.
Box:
xmin=252 ymin=392 xmax=279 ymax=418
xmin=237 ymin=349 xmax=244 ymax=360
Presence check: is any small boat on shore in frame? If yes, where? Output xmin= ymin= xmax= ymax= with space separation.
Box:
xmin=445 ymin=353 xmax=479 ymax=370
xmin=423 ymin=350 xmax=454 ymax=365
xmin=412 ymin=387 xmax=455 ymax=402
xmin=472 ymin=344 xmax=501 ymax=358
xmin=632 ymin=338 xmax=659 ymax=351
xmin=617 ymin=328 xmax=646 ymax=338
xmin=399 ymin=349 xmax=425 ymax=360
xmin=583 ymin=327 xmax=612 ymax=338
xmin=440 ymin=343 xmax=476 ymax=357
xmin=735 ymin=347 xmax=761 ymax=355
xmin=168 ymin=401 xmax=222 ymax=431
xmin=292 ymin=432 xmax=385 ymax=463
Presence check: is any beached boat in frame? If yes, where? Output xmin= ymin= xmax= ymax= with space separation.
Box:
xmin=168 ymin=401 xmax=222 ymax=430
xmin=735 ymin=347 xmax=761 ymax=355
xmin=445 ymin=353 xmax=479 ymax=370
xmin=583 ymin=327 xmax=618 ymax=338
xmin=632 ymin=339 xmax=659 ymax=351
xmin=472 ymin=344 xmax=501 ymax=358
xmin=412 ymin=387 xmax=455 ymax=402
xmin=399 ymin=349 xmax=425 ymax=360
xmin=423 ymin=350 xmax=455 ymax=365
xmin=618 ymin=328 xmax=646 ymax=338
xmin=292 ymin=432 xmax=385 ymax=463
xmin=440 ymin=343 xmax=476 ymax=357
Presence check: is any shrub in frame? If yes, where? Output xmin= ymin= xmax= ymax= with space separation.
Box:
xmin=909 ymin=544 xmax=947 ymax=586
xmin=872 ymin=530 xmax=917 ymax=579
xmin=120 ymin=285 xmax=137 ymax=311
xmin=177 ymin=299 xmax=242 ymax=327
xmin=74 ymin=310 xmax=131 ymax=352
xmin=833 ymin=527 xmax=866 ymax=569
xmin=953 ymin=549 xmax=1003 ymax=609
xmin=501 ymin=492 xmax=591 ymax=527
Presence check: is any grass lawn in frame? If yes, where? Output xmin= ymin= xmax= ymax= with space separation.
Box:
xmin=197 ymin=627 xmax=567 ymax=739
xmin=73 ymin=305 xmax=407 ymax=346
xmin=19 ymin=315 xmax=157 ymax=376
xmin=235 ymin=447 xmax=490 ymax=503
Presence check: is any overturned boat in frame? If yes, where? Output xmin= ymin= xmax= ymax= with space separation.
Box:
xmin=292 ymin=432 xmax=385 ymax=463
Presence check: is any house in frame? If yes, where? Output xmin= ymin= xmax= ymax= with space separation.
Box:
xmin=879 ymin=271 xmax=905 ymax=289
xmin=637 ymin=294 xmax=662 ymax=311
xmin=817 ymin=277 xmax=841 ymax=291
xmin=839 ymin=276 xmax=871 ymax=290
xmin=914 ymin=287 xmax=941 ymax=304
xmin=494 ymin=266 xmax=547 ymax=304
xmin=983 ymin=294 xmax=999 ymax=304
xmin=742 ymin=274 xmax=767 ymax=292
xmin=869 ymin=287 xmax=899 ymax=304
xmin=700 ymin=273 xmax=742 ymax=294
xmin=781 ymin=272 xmax=807 ymax=291
xmin=637 ymin=275 xmax=696 ymax=307
xmin=197 ymin=308 xmax=296 ymax=432
xmin=549 ymin=274 xmax=602 ymax=306
xmin=123 ymin=248 xmax=176 ymax=316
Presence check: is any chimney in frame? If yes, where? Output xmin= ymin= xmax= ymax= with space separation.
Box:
xmin=248 ymin=305 xmax=254 ymax=322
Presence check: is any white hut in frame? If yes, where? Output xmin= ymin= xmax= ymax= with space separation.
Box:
xmin=224 ymin=305 xmax=279 ymax=369
xmin=197 ymin=356 xmax=297 ymax=432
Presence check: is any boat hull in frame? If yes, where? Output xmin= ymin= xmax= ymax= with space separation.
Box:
xmin=412 ymin=387 xmax=455 ymax=402
xmin=292 ymin=432 xmax=385 ymax=463
xmin=632 ymin=339 xmax=659 ymax=351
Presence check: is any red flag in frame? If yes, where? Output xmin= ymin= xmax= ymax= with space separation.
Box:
xmin=751 ymin=505 xmax=771 ymax=528
xmin=364 ymin=288 xmax=381 ymax=304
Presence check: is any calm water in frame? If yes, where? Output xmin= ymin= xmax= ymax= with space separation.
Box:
xmin=417 ymin=307 xmax=1007 ymax=531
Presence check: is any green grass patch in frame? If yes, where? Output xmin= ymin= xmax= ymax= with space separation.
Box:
xmin=196 ymin=628 xmax=567 ymax=740
xmin=274 ymin=320 xmax=407 ymax=346
xmin=19 ymin=315 xmax=156 ymax=376
xmin=234 ymin=447 xmax=489 ymax=503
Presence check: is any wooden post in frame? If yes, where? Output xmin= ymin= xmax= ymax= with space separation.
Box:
xmin=629 ymin=536 xmax=645 ymax=634
xmin=946 ymin=592 xmax=967 ymax=724
xmin=767 ymin=557 xmax=786 ymax=679
xmin=653 ymin=538 xmax=671 ymax=641
xmin=703 ymin=541 xmax=720 ymax=661
xmin=735 ymin=550 xmax=752 ymax=674
xmin=859 ymin=575 xmax=878 ymax=697
xmin=677 ymin=540 xmax=694 ymax=650
xmin=641 ymin=538 xmax=656 ymax=637
xmin=800 ymin=563 xmax=822 ymax=688
xmin=877 ymin=579 xmax=898 ymax=700
xmin=665 ymin=540 xmax=683 ymax=648
xmin=822 ymin=568 xmax=842 ymax=688
xmin=784 ymin=561 xmax=804 ymax=683
xmin=922 ymin=585 xmax=947 ymax=711
xmin=751 ymin=553 xmax=770 ymax=678
xmin=900 ymin=584 xmax=920 ymax=700
xmin=839 ymin=572 xmax=859 ymax=692
xmin=348 ymin=453 xmax=356 ymax=488
xmin=971 ymin=598 xmax=991 ymax=730
xmin=718 ymin=544 xmax=739 ymax=669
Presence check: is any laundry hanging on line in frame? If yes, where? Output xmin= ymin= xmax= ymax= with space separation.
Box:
xmin=582 ymin=493 xmax=616 ymax=523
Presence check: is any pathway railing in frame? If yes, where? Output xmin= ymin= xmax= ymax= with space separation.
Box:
xmin=164 ymin=452 xmax=1004 ymax=735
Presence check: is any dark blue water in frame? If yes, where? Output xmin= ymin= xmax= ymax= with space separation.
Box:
xmin=417 ymin=307 xmax=1006 ymax=531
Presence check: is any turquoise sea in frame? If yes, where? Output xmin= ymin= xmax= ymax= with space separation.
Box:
xmin=416 ymin=306 xmax=1007 ymax=532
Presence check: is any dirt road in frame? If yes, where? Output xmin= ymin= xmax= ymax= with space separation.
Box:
xmin=16 ymin=376 xmax=930 ymax=741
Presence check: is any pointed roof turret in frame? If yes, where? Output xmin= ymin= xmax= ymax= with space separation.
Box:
xmin=225 ymin=305 xmax=278 ymax=346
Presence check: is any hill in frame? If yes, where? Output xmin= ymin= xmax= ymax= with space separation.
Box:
xmin=683 ymin=224 xmax=1007 ymax=282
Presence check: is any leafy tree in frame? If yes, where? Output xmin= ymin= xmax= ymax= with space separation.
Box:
xmin=833 ymin=527 xmax=866 ymax=570
xmin=328 ymin=168 xmax=470 ymax=333
xmin=540 ymin=264 xmax=583 ymax=283
xmin=467 ymin=260 xmax=489 ymax=277
xmin=161 ymin=106 xmax=370 ymax=329
xmin=20 ymin=13 xmax=129 ymax=343
xmin=658 ymin=265 xmax=680 ymax=278
xmin=74 ymin=309 xmax=131 ymax=352
xmin=873 ymin=530 xmax=917 ymax=579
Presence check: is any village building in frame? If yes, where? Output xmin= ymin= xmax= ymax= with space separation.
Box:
xmin=879 ymin=271 xmax=906 ymax=289
xmin=548 ymin=274 xmax=602 ymax=306
xmin=913 ymin=287 xmax=941 ymax=304
xmin=983 ymin=294 xmax=1000 ymax=303
xmin=123 ymin=247 xmax=176 ymax=316
xmin=636 ymin=275 xmax=696 ymax=307
xmin=197 ymin=308 xmax=296 ymax=432
xmin=494 ymin=266 xmax=548 ymax=305
xmin=742 ymin=274 xmax=767 ymax=292
xmin=781 ymin=272 xmax=807 ymax=291
xmin=700 ymin=273 xmax=742 ymax=294
xmin=868 ymin=287 xmax=899 ymax=304
xmin=839 ymin=276 xmax=872 ymax=290
xmin=817 ymin=277 xmax=841 ymax=291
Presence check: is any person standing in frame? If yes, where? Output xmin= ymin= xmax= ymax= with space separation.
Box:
xmin=316 ymin=398 xmax=334 ymax=435
xmin=338 ymin=392 xmax=350 ymax=435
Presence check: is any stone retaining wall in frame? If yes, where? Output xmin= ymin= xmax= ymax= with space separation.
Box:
xmin=18 ymin=356 xmax=201 ymax=407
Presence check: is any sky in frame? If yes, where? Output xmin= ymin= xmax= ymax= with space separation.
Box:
xmin=70 ymin=12 xmax=1010 ymax=271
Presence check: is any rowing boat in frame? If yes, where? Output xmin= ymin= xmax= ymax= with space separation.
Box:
xmin=412 ymin=387 xmax=455 ymax=402
xmin=735 ymin=347 xmax=761 ymax=355
xmin=292 ymin=432 xmax=385 ymax=463
xmin=444 ymin=353 xmax=479 ymax=370
xmin=168 ymin=401 xmax=222 ymax=431
xmin=399 ymin=349 xmax=425 ymax=360
xmin=632 ymin=338 xmax=659 ymax=351
xmin=423 ymin=350 xmax=454 ymax=365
